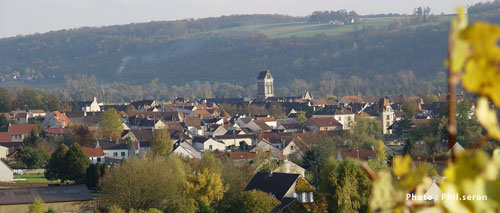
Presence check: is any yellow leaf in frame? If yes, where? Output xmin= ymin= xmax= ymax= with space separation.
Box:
xmin=448 ymin=6 xmax=469 ymax=73
xmin=476 ymin=97 xmax=500 ymax=141
xmin=461 ymin=22 xmax=500 ymax=61
xmin=393 ymin=155 xmax=412 ymax=177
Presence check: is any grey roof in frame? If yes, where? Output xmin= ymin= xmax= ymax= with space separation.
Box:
xmin=0 ymin=185 xmax=92 ymax=205
xmin=244 ymin=172 xmax=300 ymax=200
xmin=257 ymin=70 xmax=272 ymax=80
xmin=96 ymin=140 xmax=129 ymax=150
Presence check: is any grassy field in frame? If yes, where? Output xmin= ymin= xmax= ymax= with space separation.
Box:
xmin=204 ymin=16 xmax=452 ymax=39
xmin=14 ymin=173 xmax=60 ymax=183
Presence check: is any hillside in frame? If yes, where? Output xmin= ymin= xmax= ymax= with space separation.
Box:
xmin=1 ymin=8 xmax=500 ymax=100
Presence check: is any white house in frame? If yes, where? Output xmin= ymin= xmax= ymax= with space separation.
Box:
xmin=95 ymin=140 xmax=130 ymax=159
xmin=214 ymin=134 xmax=255 ymax=147
xmin=82 ymin=147 xmax=105 ymax=164
xmin=312 ymin=105 xmax=355 ymax=130
xmin=273 ymin=160 xmax=306 ymax=177
xmin=78 ymin=97 xmax=101 ymax=112
xmin=0 ymin=160 xmax=13 ymax=182
xmin=173 ymin=141 xmax=202 ymax=159
xmin=192 ymin=137 xmax=226 ymax=151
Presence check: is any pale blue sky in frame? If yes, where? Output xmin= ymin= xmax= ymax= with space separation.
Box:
xmin=0 ymin=0 xmax=487 ymax=38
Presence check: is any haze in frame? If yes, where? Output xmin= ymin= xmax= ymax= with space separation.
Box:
xmin=0 ymin=0 xmax=487 ymax=38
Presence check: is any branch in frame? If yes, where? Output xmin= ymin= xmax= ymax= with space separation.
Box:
xmin=358 ymin=161 xmax=376 ymax=181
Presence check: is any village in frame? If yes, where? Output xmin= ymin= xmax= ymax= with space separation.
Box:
xmin=0 ymin=70 xmax=470 ymax=212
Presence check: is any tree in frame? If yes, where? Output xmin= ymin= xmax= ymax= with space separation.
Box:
xmin=45 ymin=144 xmax=69 ymax=182
xmin=20 ymin=88 xmax=43 ymax=109
xmin=28 ymin=198 xmax=45 ymax=213
xmin=70 ymin=124 xmax=96 ymax=147
xmin=319 ymin=158 xmax=371 ymax=212
xmin=61 ymin=143 xmax=91 ymax=182
xmin=20 ymin=146 xmax=49 ymax=169
xmin=349 ymin=117 xmax=382 ymax=148
xmin=150 ymin=128 xmax=173 ymax=157
xmin=402 ymin=100 xmax=418 ymax=119
xmin=297 ymin=111 xmax=307 ymax=124
xmin=302 ymin=146 xmax=328 ymax=186
xmin=230 ymin=190 xmax=280 ymax=213
xmin=23 ymin=129 xmax=40 ymax=147
xmin=83 ymin=163 xmax=107 ymax=189
xmin=98 ymin=108 xmax=124 ymax=140
xmin=375 ymin=141 xmax=387 ymax=162
xmin=46 ymin=94 xmax=62 ymax=111
xmin=100 ymin=156 xmax=196 ymax=212
xmin=419 ymin=94 xmax=438 ymax=104
xmin=0 ymin=87 xmax=11 ymax=112
xmin=0 ymin=114 xmax=8 ymax=131
xmin=186 ymin=168 xmax=227 ymax=207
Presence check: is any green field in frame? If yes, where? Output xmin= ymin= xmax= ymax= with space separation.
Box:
xmin=203 ymin=16 xmax=452 ymax=39
xmin=14 ymin=174 xmax=60 ymax=183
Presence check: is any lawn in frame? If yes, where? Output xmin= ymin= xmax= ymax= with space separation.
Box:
xmin=14 ymin=173 xmax=60 ymax=183
xmin=199 ymin=15 xmax=453 ymax=39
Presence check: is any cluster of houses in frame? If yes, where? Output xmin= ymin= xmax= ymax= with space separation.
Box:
xmin=0 ymin=70 xmax=466 ymax=212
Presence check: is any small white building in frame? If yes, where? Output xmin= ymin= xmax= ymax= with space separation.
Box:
xmin=173 ymin=142 xmax=202 ymax=159
xmin=78 ymin=97 xmax=101 ymax=112
xmin=82 ymin=147 xmax=105 ymax=164
xmin=0 ymin=160 xmax=14 ymax=182
xmin=192 ymin=137 xmax=226 ymax=151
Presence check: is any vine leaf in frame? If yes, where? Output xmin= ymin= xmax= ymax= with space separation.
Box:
xmin=476 ymin=97 xmax=500 ymax=141
xmin=461 ymin=22 xmax=500 ymax=107
xmin=448 ymin=6 xmax=469 ymax=73
xmin=393 ymin=155 xmax=411 ymax=177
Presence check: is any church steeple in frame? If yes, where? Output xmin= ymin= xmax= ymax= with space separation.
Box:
xmin=256 ymin=70 xmax=274 ymax=101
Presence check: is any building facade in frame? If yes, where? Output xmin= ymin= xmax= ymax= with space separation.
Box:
xmin=257 ymin=70 xmax=274 ymax=101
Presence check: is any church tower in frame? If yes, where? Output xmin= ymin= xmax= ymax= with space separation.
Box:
xmin=257 ymin=70 xmax=274 ymax=101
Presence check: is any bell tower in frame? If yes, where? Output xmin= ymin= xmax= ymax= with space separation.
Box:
xmin=256 ymin=70 xmax=274 ymax=101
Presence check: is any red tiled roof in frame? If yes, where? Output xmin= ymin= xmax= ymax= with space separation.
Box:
xmin=229 ymin=152 xmax=256 ymax=160
xmin=306 ymin=117 xmax=343 ymax=128
xmin=0 ymin=132 xmax=11 ymax=142
xmin=257 ymin=117 xmax=276 ymax=122
xmin=9 ymin=124 xmax=38 ymax=135
xmin=259 ymin=132 xmax=281 ymax=143
xmin=339 ymin=148 xmax=376 ymax=161
xmin=82 ymin=146 xmax=104 ymax=157
xmin=44 ymin=128 xmax=66 ymax=134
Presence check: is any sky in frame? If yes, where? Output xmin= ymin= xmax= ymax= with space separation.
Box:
xmin=0 ymin=0 xmax=488 ymax=38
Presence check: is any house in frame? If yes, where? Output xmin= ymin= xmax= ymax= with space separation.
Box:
xmin=274 ymin=160 xmax=306 ymax=177
xmin=277 ymin=123 xmax=302 ymax=132
xmin=206 ymin=124 xmax=227 ymax=137
xmin=337 ymin=148 xmax=377 ymax=161
xmin=312 ymin=105 xmax=355 ymax=129
xmin=256 ymin=116 xmax=277 ymax=128
xmin=94 ymin=140 xmax=130 ymax=160
xmin=82 ymin=146 xmax=105 ymax=164
xmin=8 ymin=124 xmax=38 ymax=142
xmin=245 ymin=172 xmax=316 ymax=212
xmin=13 ymin=112 xmax=28 ymax=124
xmin=447 ymin=142 xmax=465 ymax=155
xmin=173 ymin=141 xmax=202 ymax=159
xmin=281 ymin=141 xmax=301 ymax=157
xmin=246 ymin=120 xmax=272 ymax=132
xmin=28 ymin=110 xmax=46 ymax=118
xmin=0 ymin=145 xmax=9 ymax=159
xmin=130 ymin=100 xmax=158 ymax=112
xmin=251 ymin=139 xmax=279 ymax=153
xmin=214 ymin=134 xmax=256 ymax=147
xmin=0 ymin=160 xmax=13 ymax=182
xmin=42 ymin=111 xmax=72 ymax=128
xmin=192 ymin=136 xmax=226 ymax=151
xmin=0 ymin=132 xmax=11 ymax=142
xmin=0 ymin=185 xmax=94 ymax=213
xmin=77 ymin=97 xmax=101 ymax=112
xmin=304 ymin=117 xmax=343 ymax=131
xmin=184 ymin=117 xmax=205 ymax=136
xmin=44 ymin=128 xmax=66 ymax=137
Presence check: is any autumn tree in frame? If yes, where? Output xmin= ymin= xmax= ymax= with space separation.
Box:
xmin=150 ymin=128 xmax=173 ymax=157
xmin=297 ymin=111 xmax=307 ymax=124
xmin=0 ymin=114 xmax=8 ymax=131
xmin=100 ymin=156 xmax=196 ymax=212
xmin=375 ymin=141 xmax=387 ymax=162
xmin=98 ymin=108 xmax=124 ymax=140
xmin=319 ymin=158 xmax=371 ymax=212
xmin=230 ymin=190 xmax=280 ymax=213
xmin=187 ymin=152 xmax=227 ymax=208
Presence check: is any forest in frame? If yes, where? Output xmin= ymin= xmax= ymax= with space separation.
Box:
xmin=1 ymin=6 xmax=500 ymax=101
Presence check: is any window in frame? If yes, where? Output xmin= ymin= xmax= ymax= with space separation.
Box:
xmin=386 ymin=115 xmax=390 ymax=120
xmin=209 ymin=145 xmax=213 ymax=150
xmin=113 ymin=152 xmax=118 ymax=157
xmin=387 ymin=122 xmax=390 ymax=127
xmin=97 ymin=157 xmax=101 ymax=162
xmin=338 ymin=116 xmax=342 ymax=121
xmin=121 ymin=152 xmax=126 ymax=157
xmin=348 ymin=116 xmax=352 ymax=121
